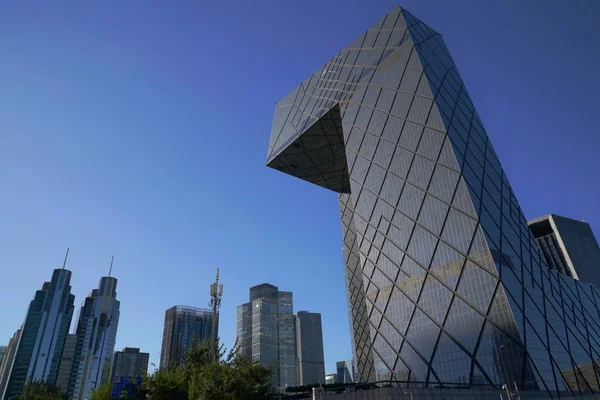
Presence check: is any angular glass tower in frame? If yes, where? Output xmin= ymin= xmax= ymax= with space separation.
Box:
xmin=68 ymin=276 xmax=120 ymax=400
xmin=266 ymin=6 xmax=600 ymax=396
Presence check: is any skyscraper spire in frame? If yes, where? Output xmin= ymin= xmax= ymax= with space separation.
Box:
xmin=62 ymin=247 xmax=70 ymax=269
xmin=68 ymin=270 xmax=120 ymax=399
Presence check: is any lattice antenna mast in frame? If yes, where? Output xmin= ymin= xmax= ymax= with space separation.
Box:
xmin=209 ymin=268 xmax=223 ymax=362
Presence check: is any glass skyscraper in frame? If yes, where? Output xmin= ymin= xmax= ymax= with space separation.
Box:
xmin=159 ymin=306 xmax=215 ymax=370
xmin=237 ymin=283 xmax=298 ymax=390
xmin=529 ymin=214 xmax=600 ymax=287
xmin=336 ymin=360 xmax=355 ymax=384
xmin=296 ymin=311 xmax=325 ymax=386
xmin=266 ymin=6 xmax=600 ymax=396
xmin=68 ymin=276 xmax=120 ymax=400
xmin=1 ymin=269 xmax=75 ymax=400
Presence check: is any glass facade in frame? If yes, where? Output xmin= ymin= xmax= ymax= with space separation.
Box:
xmin=159 ymin=306 xmax=215 ymax=370
xmin=237 ymin=283 xmax=298 ymax=390
xmin=266 ymin=6 xmax=600 ymax=396
xmin=1 ymin=269 xmax=75 ymax=400
xmin=336 ymin=360 xmax=355 ymax=384
xmin=296 ymin=311 xmax=325 ymax=386
xmin=55 ymin=334 xmax=76 ymax=394
xmin=68 ymin=277 xmax=120 ymax=400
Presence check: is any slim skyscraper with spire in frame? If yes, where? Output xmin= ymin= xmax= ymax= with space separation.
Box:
xmin=67 ymin=258 xmax=120 ymax=400
xmin=1 ymin=251 xmax=75 ymax=400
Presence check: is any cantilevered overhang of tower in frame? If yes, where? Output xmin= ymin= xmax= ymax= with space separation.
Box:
xmin=266 ymin=95 xmax=350 ymax=193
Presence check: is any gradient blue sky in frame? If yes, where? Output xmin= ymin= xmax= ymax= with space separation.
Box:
xmin=1 ymin=0 xmax=599 ymax=374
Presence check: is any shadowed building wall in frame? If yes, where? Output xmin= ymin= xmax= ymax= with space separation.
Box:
xmin=296 ymin=311 xmax=325 ymax=386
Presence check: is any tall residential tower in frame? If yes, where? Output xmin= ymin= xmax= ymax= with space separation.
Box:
xmin=266 ymin=6 xmax=600 ymax=396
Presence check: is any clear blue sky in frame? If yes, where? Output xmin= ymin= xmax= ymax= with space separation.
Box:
xmin=1 ymin=0 xmax=599 ymax=374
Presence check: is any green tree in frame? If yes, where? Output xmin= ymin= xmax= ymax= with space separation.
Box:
xmin=142 ymin=366 xmax=188 ymax=400
xmin=16 ymin=381 xmax=65 ymax=400
xmin=187 ymin=342 xmax=271 ymax=400
xmin=143 ymin=340 xmax=272 ymax=400
xmin=89 ymin=383 xmax=112 ymax=400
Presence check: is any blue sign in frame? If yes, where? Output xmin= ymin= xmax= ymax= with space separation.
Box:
xmin=111 ymin=376 xmax=143 ymax=398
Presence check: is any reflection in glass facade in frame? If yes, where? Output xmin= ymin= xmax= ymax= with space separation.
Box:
xmin=266 ymin=6 xmax=600 ymax=396
xmin=237 ymin=283 xmax=298 ymax=390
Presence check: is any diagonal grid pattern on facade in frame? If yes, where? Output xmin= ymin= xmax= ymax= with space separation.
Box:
xmin=266 ymin=6 xmax=600 ymax=397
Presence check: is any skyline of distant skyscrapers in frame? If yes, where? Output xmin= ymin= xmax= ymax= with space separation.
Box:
xmin=529 ymin=214 xmax=600 ymax=287
xmin=159 ymin=306 xmax=216 ymax=370
xmin=0 ymin=255 xmax=129 ymax=400
xmin=110 ymin=347 xmax=149 ymax=383
xmin=1 ymin=269 xmax=75 ymax=400
xmin=68 ymin=276 xmax=120 ymax=400
xmin=237 ymin=283 xmax=298 ymax=390
xmin=296 ymin=311 xmax=325 ymax=386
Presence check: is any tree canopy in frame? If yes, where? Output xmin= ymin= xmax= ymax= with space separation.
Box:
xmin=16 ymin=381 xmax=65 ymax=400
xmin=87 ymin=340 xmax=272 ymax=400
